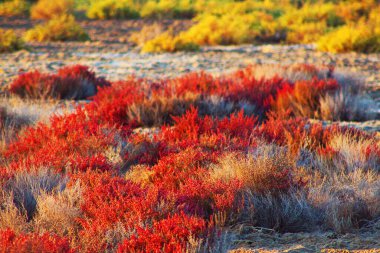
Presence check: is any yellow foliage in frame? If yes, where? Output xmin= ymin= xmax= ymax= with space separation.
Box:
xmin=86 ymin=0 xmax=139 ymax=20
xmin=30 ymin=0 xmax=74 ymax=20
xmin=0 ymin=29 xmax=24 ymax=53
xmin=141 ymin=31 xmax=198 ymax=53
xmin=317 ymin=22 xmax=380 ymax=53
xmin=24 ymin=15 xmax=89 ymax=42
xmin=0 ymin=0 xmax=29 ymax=17
xmin=140 ymin=0 xmax=195 ymax=19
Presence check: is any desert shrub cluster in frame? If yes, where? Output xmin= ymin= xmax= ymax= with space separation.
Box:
xmin=1 ymin=0 xmax=380 ymax=52
xmin=8 ymin=65 xmax=110 ymax=99
xmin=24 ymin=14 xmax=89 ymax=42
xmin=0 ymin=63 xmax=378 ymax=252
xmin=0 ymin=0 xmax=29 ymax=16
xmin=137 ymin=0 xmax=380 ymax=53
xmin=0 ymin=29 xmax=24 ymax=53
xmin=30 ymin=0 xmax=74 ymax=20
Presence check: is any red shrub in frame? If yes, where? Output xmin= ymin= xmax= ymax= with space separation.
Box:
xmin=117 ymin=213 xmax=207 ymax=253
xmin=89 ymin=79 xmax=145 ymax=126
xmin=4 ymin=109 xmax=121 ymax=173
xmin=9 ymin=65 xmax=110 ymax=100
xmin=161 ymin=107 xmax=257 ymax=152
xmin=0 ymin=229 xmax=74 ymax=253
xmin=8 ymin=70 xmax=58 ymax=99
xmin=270 ymin=78 xmax=340 ymax=118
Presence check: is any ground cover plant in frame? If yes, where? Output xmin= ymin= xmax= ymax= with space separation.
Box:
xmin=24 ymin=14 xmax=89 ymax=42
xmin=8 ymin=65 xmax=110 ymax=99
xmin=0 ymin=63 xmax=379 ymax=252
xmin=0 ymin=29 xmax=24 ymax=53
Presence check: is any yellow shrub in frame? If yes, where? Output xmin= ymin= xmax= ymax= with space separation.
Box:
xmin=140 ymin=0 xmax=195 ymax=19
xmin=280 ymin=3 xmax=343 ymax=44
xmin=0 ymin=0 xmax=29 ymax=17
xmin=317 ymin=22 xmax=380 ymax=53
xmin=86 ymin=0 xmax=139 ymax=19
xmin=0 ymin=29 xmax=24 ymax=53
xmin=286 ymin=22 xmax=327 ymax=44
xmin=142 ymin=31 xmax=198 ymax=53
xmin=30 ymin=0 xmax=74 ymax=20
xmin=24 ymin=15 xmax=89 ymax=42
xmin=181 ymin=12 xmax=274 ymax=45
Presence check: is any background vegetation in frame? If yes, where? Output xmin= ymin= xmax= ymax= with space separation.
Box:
xmin=0 ymin=0 xmax=379 ymax=52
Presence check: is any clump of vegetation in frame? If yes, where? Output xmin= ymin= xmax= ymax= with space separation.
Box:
xmin=0 ymin=29 xmax=24 ymax=53
xmin=129 ymin=22 xmax=165 ymax=46
xmin=30 ymin=0 xmax=74 ymax=20
xmin=1 ymin=66 xmax=379 ymax=250
xmin=9 ymin=65 xmax=110 ymax=99
xmin=317 ymin=22 xmax=380 ymax=53
xmin=140 ymin=0 xmax=195 ymax=19
xmin=142 ymin=31 xmax=199 ymax=53
xmin=24 ymin=15 xmax=89 ymax=42
xmin=0 ymin=0 xmax=29 ymax=17
xmin=86 ymin=0 xmax=139 ymax=19
xmin=137 ymin=0 xmax=380 ymax=53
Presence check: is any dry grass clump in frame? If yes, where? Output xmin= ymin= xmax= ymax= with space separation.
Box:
xmin=33 ymin=181 xmax=82 ymax=238
xmin=3 ymin=169 xmax=65 ymax=220
xmin=210 ymin=144 xmax=296 ymax=195
xmin=24 ymin=15 xmax=89 ymax=42
xmin=308 ymin=169 xmax=380 ymax=234
xmin=30 ymin=0 xmax=74 ymax=20
xmin=127 ymin=94 xmax=254 ymax=127
xmin=0 ymin=192 xmax=29 ymax=233
xmin=127 ymin=94 xmax=197 ymax=127
xmin=248 ymin=191 xmax=320 ymax=233
xmin=129 ymin=23 xmax=165 ymax=47
xmin=0 ymin=29 xmax=24 ymax=53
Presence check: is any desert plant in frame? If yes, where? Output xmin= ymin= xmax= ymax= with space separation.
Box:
xmin=209 ymin=144 xmax=300 ymax=195
xmin=0 ymin=29 xmax=24 ymax=53
xmin=9 ymin=65 xmax=109 ymax=99
xmin=24 ymin=14 xmax=89 ymax=42
xmin=30 ymin=0 xmax=74 ymax=19
xmin=0 ymin=0 xmax=29 ymax=16
xmin=140 ymin=0 xmax=195 ymax=19
xmin=0 ymin=228 xmax=73 ymax=252
xmin=142 ymin=31 xmax=199 ymax=53
xmin=317 ymin=23 xmax=380 ymax=53
xmin=33 ymin=181 xmax=82 ymax=238
xmin=129 ymin=23 xmax=165 ymax=47
xmin=86 ymin=0 xmax=139 ymax=19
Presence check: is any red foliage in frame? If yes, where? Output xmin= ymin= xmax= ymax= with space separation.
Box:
xmin=2 ymin=64 xmax=372 ymax=251
xmin=0 ymin=229 xmax=74 ymax=253
xmin=4 ymin=109 xmax=121 ymax=174
xmin=117 ymin=213 xmax=207 ymax=253
xmin=270 ymin=78 xmax=340 ymax=118
xmin=9 ymin=65 xmax=110 ymax=99
xmin=89 ymin=79 xmax=145 ymax=126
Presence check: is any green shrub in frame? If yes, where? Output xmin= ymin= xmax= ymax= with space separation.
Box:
xmin=86 ymin=0 xmax=139 ymax=19
xmin=0 ymin=29 xmax=24 ymax=53
xmin=24 ymin=15 xmax=89 ymax=42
